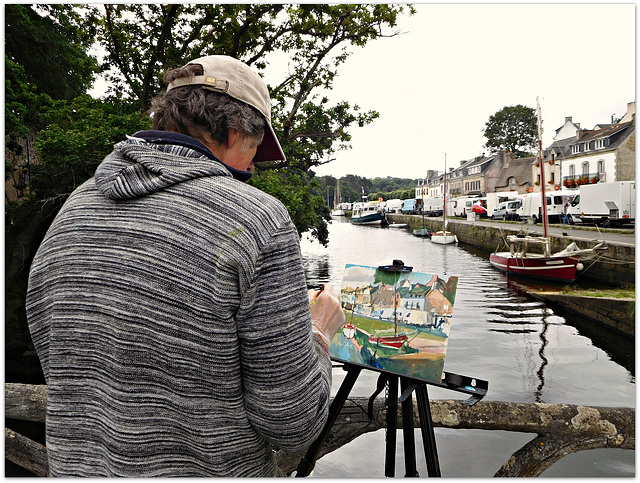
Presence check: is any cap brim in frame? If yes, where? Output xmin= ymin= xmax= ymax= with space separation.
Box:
xmin=254 ymin=122 xmax=286 ymax=163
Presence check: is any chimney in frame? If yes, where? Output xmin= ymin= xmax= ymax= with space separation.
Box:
xmin=565 ymin=116 xmax=572 ymax=123
xmin=619 ymin=102 xmax=636 ymax=123
xmin=576 ymin=128 xmax=589 ymax=140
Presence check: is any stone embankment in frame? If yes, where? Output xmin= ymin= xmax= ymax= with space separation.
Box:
xmin=386 ymin=214 xmax=635 ymax=338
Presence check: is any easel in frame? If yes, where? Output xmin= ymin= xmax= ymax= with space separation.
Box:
xmin=296 ymin=260 xmax=489 ymax=478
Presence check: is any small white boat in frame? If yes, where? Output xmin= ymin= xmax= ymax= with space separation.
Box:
xmin=331 ymin=208 xmax=345 ymax=217
xmin=431 ymin=230 xmax=458 ymax=244
xmin=430 ymin=154 xmax=457 ymax=245
xmin=389 ymin=223 xmax=408 ymax=229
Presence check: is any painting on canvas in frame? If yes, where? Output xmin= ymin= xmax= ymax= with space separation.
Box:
xmin=329 ymin=263 xmax=459 ymax=384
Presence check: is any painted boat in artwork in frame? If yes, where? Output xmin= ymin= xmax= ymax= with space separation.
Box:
xmin=342 ymin=323 xmax=356 ymax=339
xmin=368 ymin=334 xmax=407 ymax=350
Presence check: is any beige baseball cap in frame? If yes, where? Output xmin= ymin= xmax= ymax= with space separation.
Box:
xmin=166 ymin=55 xmax=285 ymax=163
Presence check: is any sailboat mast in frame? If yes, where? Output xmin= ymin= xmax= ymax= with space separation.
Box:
xmin=443 ymin=153 xmax=447 ymax=227
xmin=537 ymin=98 xmax=549 ymax=239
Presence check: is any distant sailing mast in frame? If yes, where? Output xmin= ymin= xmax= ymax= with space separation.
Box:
xmin=331 ymin=178 xmax=345 ymax=216
xmin=431 ymin=153 xmax=458 ymax=244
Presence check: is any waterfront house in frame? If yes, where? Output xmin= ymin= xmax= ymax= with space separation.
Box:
xmin=419 ymin=152 xmax=505 ymax=200
xmin=554 ymin=102 xmax=635 ymax=188
xmin=493 ymin=154 xmax=534 ymax=195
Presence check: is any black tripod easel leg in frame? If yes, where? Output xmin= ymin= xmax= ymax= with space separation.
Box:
xmin=416 ymin=383 xmax=441 ymax=477
xmin=400 ymin=377 xmax=418 ymax=477
xmin=295 ymin=364 xmax=362 ymax=477
xmin=384 ymin=376 xmax=399 ymax=477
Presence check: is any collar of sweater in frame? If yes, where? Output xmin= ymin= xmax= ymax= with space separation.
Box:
xmin=132 ymin=130 xmax=253 ymax=182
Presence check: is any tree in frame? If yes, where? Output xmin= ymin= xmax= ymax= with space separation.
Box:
xmin=482 ymin=105 xmax=538 ymax=158
xmin=5 ymin=4 xmax=99 ymax=102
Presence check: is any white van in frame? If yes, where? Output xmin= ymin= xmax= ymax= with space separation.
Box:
xmin=384 ymin=199 xmax=403 ymax=213
xmin=515 ymin=190 xmax=577 ymax=223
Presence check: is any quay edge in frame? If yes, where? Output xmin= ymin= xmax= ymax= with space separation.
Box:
xmin=386 ymin=214 xmax=635 ymax=287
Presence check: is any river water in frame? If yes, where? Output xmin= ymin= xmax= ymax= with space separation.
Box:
xmin=299 ymin=217 xmax=635 ymax=478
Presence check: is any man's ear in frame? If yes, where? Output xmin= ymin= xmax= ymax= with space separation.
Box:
xmin=227 ymin=128 xmax=240 ymax=149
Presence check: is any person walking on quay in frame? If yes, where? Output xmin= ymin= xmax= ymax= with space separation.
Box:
xmin=26 ymin=55 xmax=345 ymax=477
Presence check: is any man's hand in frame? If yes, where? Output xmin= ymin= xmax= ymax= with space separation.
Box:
xmin=308 ymin=284 xmax=345 ymax=351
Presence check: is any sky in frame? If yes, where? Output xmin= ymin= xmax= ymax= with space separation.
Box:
xmin=284 ymin=3 xmax=636 ymax=180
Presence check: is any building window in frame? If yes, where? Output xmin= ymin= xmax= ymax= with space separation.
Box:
xmin=582 ymin=162 xmax=589 ymax=176
xmin=569 ymin=165 xmax=575 ymax=177
xmin=597 ymin=160 xmax=605 ymax=174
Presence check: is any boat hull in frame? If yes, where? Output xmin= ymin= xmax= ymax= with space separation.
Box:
xmin=413 ymin=228 xmax=431 ymax=237
xmin=431 ymin=231 xmax=458 ymax=244
xmin=489 ymin=252 xmax=580 ymax=282
xmin=351 ymin=212 xmax=385 ymax=225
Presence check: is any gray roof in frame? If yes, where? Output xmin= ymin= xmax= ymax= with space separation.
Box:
xmin=494 ymin=156 xmax=535 ymax=188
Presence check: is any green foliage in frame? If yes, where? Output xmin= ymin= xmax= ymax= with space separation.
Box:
xmin=5 ymin=4 xmax=99 ymax=101
xmin=32 ymin=95 xmax=149 ymax=198
xmin=483 ymin=105 xmax=538 ymax=158
xmin=316 ymin=175 xmax=417 ymax=204
xmin=249 ymin=168 xmax=330 ymax=245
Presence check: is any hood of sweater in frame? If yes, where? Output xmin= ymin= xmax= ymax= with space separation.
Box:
xmin=94 ymin=130 xmax=252 ymax=200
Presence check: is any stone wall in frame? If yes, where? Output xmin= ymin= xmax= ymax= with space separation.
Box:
xmin=532 ymin=293 xmax=635 ymax=338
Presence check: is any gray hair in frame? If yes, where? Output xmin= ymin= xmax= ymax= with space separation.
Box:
xmin=150 ymin=64 xmax=265 ymax=151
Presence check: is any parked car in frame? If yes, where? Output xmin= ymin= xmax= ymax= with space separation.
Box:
xmin=491 ymin=200 xmax=521 ymax=220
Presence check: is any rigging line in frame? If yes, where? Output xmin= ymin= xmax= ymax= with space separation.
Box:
xmin=574 ymin=253 xmax=609 ymax=280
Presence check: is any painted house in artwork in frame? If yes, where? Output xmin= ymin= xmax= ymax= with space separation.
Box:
xmin=370 ymin=284 xmax=395 ymax=309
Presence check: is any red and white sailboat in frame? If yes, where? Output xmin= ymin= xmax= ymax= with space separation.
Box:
xmin=369 ymin=334 xmax=407 ymax=350
xmin=489 ymin=98 xmax=606 ymax=282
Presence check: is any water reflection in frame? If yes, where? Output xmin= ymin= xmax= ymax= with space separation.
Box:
xmin=535 ymin=309 xmax=550 ymax=402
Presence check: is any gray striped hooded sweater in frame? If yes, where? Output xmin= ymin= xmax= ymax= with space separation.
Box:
xmin=25 ymin=132 xmax=332 ymax=477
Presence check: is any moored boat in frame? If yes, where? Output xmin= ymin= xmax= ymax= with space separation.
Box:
xmin=351 ymin=201 xmax=386 ymax=225
xmin=430 ymin=229 xmax=458 ymax=244
xmin=430 ymin=154 xmax=457 ymax=245
xmin=489 ymin=99 xmax=606 ymax=282
xmin=413 ymin=227 xmax=432 ymax=237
